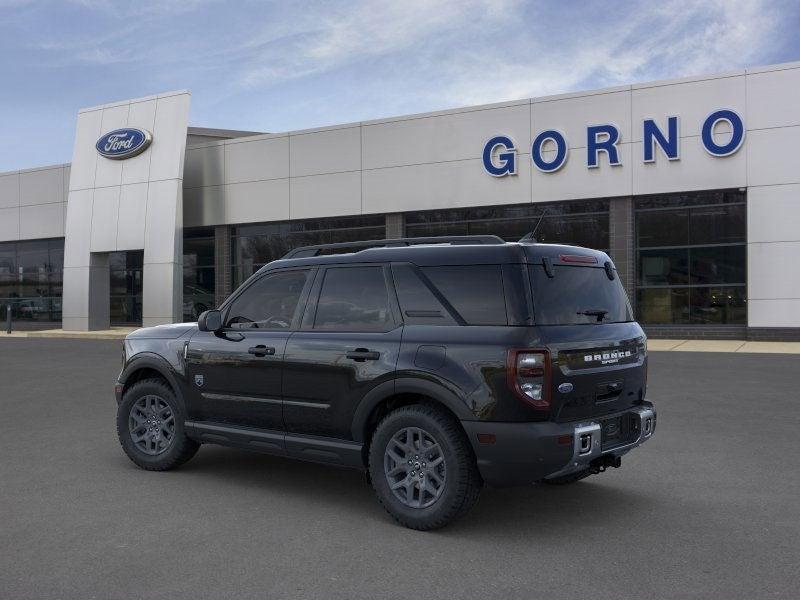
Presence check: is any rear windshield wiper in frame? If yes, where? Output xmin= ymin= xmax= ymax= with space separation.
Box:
xmin=577 ymin=309 xmax=608 ymax=322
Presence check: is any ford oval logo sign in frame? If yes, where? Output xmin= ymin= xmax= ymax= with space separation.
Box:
xmin=558 ymin=382 xmax=574 ymax=394
xmin=96 ymin=128 xmax=152 ymax=160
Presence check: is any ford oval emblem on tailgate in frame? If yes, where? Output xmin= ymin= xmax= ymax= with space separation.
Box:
xmin=558 ymin=382 xmax=574 ymax=393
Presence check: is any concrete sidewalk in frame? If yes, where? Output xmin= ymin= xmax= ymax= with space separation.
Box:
xmin=0 ymin=327 xmax=137 ymax=340
xmin=647 ymin=338 xmax=800 ymax=354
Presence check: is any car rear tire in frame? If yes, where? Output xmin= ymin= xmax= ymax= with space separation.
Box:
xmin=117 ymin=378 xmax=200 ymax=471
xmin=369 ymin=404 xmax=482 ymax=530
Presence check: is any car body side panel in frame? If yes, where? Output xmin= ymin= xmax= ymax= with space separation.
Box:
xmin=118 ymin=334 xmax=192 ymax=403
xmin=184 ymin=329 xmax=291 ymax=429
xmin=282 ymin=328 xmax=403 ymax=439
xmin=396 ymin=324 xmax=548 ymax=422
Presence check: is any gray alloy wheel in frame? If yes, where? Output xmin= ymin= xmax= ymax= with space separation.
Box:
xmin=384 ymin=426 xmax=447 ymax=509
xmin=128 ymin=395 xmax=176 ymax=456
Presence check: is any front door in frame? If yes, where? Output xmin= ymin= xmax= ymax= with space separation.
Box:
xmin=185 ymin=267 xmax=314 ymax=431
xmin=283 ymin=264 xmax=402 ymax=439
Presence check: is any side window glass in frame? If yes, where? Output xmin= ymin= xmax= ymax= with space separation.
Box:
xmin=226 ymin=270 xmax=309 ymax=329
xmin=421 ymin=265 xmax=508 ymax=325
xmin=391 ymin=264 xmax=457 ymax=326
xmin=314 ymin=267 xmax=393 ymax=331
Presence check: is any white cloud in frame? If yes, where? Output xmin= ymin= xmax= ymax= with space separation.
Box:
xmin=216 ymin=0 xmax=785 ymax=115
xmin=236 ymin=0 xmax=522 ymax=88
xmin=433 ymin=0 xmax=783 ymax=106
xmin=19 ymin=0 xmax=785 ymax=102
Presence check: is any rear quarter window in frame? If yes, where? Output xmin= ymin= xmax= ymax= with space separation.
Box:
xmin=391 ymin=264 xmax=458 ymax=325
xmin=420 ymin=265 xmax=507 ymax=326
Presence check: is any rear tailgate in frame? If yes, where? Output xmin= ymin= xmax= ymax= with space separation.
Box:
xmin=538 ymin=323 xmax=647 ymax=422
xmin=527 ymin=257 xmax=648 ymax=422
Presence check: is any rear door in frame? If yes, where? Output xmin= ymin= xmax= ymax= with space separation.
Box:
xmin=185 ymin=267 xmax=315 ymax=430
xmin=282 ymin=264 xmax=402 ymax=439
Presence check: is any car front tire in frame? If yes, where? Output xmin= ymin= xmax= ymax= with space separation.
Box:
xmin=117 ymin=378 xmax=200 ymax=471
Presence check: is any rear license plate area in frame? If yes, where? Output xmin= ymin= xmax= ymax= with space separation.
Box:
xmin=600 ymin=413 xmax=639 ymax=450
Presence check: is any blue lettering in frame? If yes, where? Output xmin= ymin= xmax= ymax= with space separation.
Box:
xmin=482 ymin=135 xmax=517 ymax=176
xmin=482 ymin=109 xmax=745 ymax=177
xmin=531 ymin=130 xmax=568 ymax=173
xmin=643 ymin=116 xmax=679 ymax=162
xmin=587 ymin=124 xmax=621 ymax=168
xmin=702 ymin=109 xmax=745 ymax=157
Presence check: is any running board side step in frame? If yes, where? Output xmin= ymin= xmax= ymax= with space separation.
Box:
xmin=185 ymin=421 xmax=365 ymax=469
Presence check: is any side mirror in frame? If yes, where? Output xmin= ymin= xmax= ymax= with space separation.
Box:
xmin=197 ymin=309 xmax=222 ymax=332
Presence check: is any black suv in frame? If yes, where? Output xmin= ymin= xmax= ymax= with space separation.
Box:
xmin=115 ymin=235 xmax=656 ymax=530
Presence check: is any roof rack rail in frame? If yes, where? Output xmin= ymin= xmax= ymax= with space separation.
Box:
xmin=281 ymin=235 xmax=505 ymax=259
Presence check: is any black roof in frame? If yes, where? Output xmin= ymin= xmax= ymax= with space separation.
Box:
xmin=259 ymin=236 xmax=611 ymax=273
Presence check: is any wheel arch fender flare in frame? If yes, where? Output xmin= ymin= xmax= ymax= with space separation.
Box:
xmin=351 ymin=376 xmax=474 ymax=442
xmin=120 ymin=352 xmax=185 ymax=405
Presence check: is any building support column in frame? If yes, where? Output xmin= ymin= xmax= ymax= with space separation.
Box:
xmin=608 ymin=197 xmax=635 ymax=310
xmin=386 ymin=213 xmax=405 ymax=239
xmin=214 ymin=225 xmax=232 ymax=306
xmin=62 ymin=252 xmax=111 ymax=331
xmin=87 ymin=253 xmax=111 ymax=330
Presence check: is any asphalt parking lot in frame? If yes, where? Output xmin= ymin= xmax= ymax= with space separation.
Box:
xmin=1 ymin=338 xmax=798 ymax=599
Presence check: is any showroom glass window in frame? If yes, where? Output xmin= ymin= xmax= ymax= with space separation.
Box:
xmin=183 ymin=228 xmax=215 ymax=321
xmin=231 ymin=215 xmax=386 ymax=288
xmin=404 ymin=200 xmax=610 ymax=251
xmin=109 ymin=251 xmax=144 ymax=326
xmin=0 ymin=239 xmax=64 ymax=324
xmin=635 ymin=190 xmax=746 ymax=325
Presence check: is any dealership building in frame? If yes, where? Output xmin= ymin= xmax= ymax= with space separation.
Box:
xmin=1 ymin=61 xmax=799 ymax=339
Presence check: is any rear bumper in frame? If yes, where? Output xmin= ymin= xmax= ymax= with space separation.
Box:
xmin=461 ymin=403 xmax=656 ymax=487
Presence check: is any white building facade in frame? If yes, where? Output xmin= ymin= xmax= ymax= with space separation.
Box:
xmin=1 ymin=61 xmax=799 ymax=339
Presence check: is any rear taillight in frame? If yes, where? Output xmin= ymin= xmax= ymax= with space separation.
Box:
xmin=507 ymin=349 xmax=551 ymax=410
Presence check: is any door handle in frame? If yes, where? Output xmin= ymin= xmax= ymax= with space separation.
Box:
xmin=248 ymin=345 xmax=276 ymax=357
xmin=346 ymin=349 xmax=380 ymax=362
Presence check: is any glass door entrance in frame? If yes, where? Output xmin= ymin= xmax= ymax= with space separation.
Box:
xmin=110 ymin=251 xmax=143 ymax=326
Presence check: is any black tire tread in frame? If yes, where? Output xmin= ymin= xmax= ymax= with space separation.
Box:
xmin=369 ymin=403 xmax=482 ymax=530
xmin=117 ymin=378 xmax=200 ymax=471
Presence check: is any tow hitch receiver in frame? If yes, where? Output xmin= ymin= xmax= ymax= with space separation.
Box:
xmin=590 ymin=454 xmax=621 ymax=474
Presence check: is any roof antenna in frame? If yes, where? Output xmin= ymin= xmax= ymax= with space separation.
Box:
xmin=519 ymin=208 xmax=548 ymax=243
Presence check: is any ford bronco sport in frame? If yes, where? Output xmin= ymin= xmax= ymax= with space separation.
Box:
xmin=115 ymin=235 xmax=656 ymax=530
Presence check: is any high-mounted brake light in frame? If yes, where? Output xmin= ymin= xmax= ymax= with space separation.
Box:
xmin=559 ymin=254 xmax=597 ymax=264
xmin=507 ymin=349 xmax=551 ymax=410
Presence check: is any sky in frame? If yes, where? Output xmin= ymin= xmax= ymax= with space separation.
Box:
xmin=0 ymin=0 xmax=798 ymax=171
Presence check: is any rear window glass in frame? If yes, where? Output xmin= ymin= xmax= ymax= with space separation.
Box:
xmin=530 ymin=265 xmax=633 ymax=325
xmin=421 ymin=265 xmax=507 ymax=325
xmin=391 ymin=265 xmax=457 ymax=326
